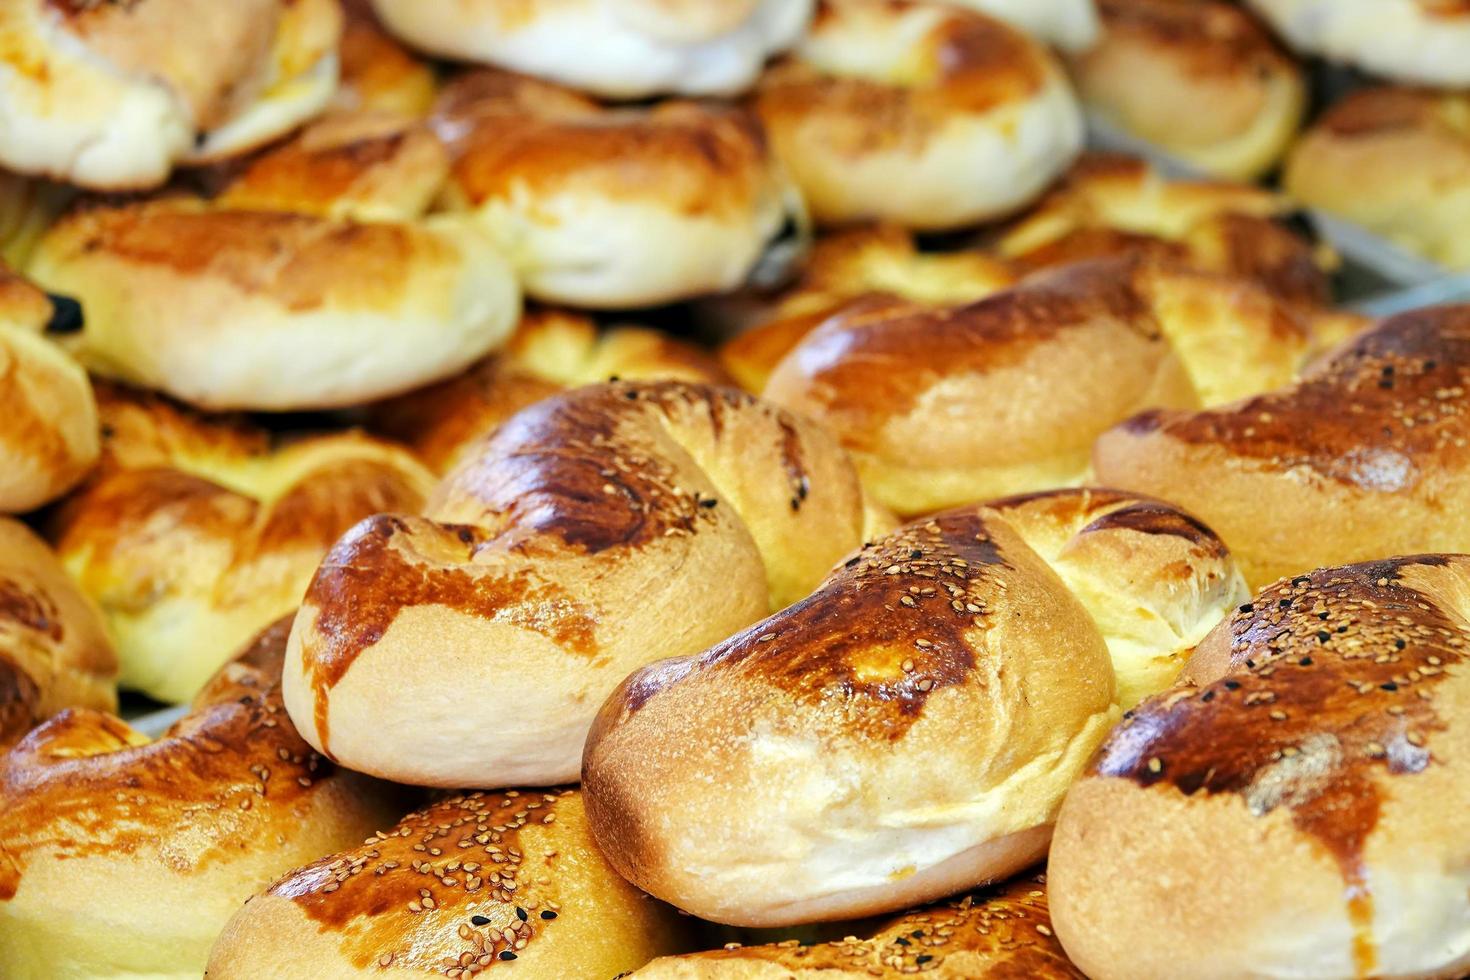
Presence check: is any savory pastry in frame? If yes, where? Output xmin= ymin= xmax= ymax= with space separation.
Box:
xmin=1094 ymin=303 xmax=1470 ymax=589
xmin=208 ymin=789 xmax=687 ymax=978
xmin=369 ymin=0 xmax=812 ymax=99
xmin=49 ymin=383 xmax=434 ymax=704
xmin=1071 ymin=0 xmax=1305 ymax=181
xmin=0 ymin=518 xmax=115 ymax=750
xmin=1051 ymin=555 xmax=1470 ymax=980
xmin=755 ymin=0 xmax=1083 ymax=230
xmin=0 ymin=619 xmax=403 ymax=980
xmin=948 ymin=0 xmax=1100 ymax=51
xmin=1246 ymin=0 xmax=1470 ymax=87
xmin=0 ymin=0 xmax=343 ymax=189
xmin=1285 ymin=87 xmax=1470 ymax=271
xmin=583 ymin=489 xmax=1244 ymax=926
xmin=284 ymin=381 xmax=889 ymax=789
xmin=434 ymin=70 xmax=804 ymax=309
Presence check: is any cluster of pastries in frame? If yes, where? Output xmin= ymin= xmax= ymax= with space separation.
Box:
xmin=0 ymin=2 xmax=1466 ymax=979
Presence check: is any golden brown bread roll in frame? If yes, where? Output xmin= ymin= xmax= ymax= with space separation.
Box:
xmin=207 ymin=789 xmax=688 ymax=979
xmin=49 ymin=383 xmax=434 ymax=704
xmin=1285 ymin=87 xmax=1470 ymax=271
xmin=1094 ymin=303 xmax=1470 ymax=590
xmin=0 ymin=518 xmax=115 ymax=750
xmin=756 ymin=0 xmax=1082 ymax=230
xmin=0 ymin=619 xmax=403 ymax=980
xmin=582 ymin=488 xmax=1245 ymax=927
xmin=0 ymin=0 xmax=342 ymax=189
xmin=284 ymin=381 xmax=890 ymax=789
xmin=1050 ymin=555 xmax=1470 ymax=980
xmin=1246 ymin=0 xmax=1470 ymax=87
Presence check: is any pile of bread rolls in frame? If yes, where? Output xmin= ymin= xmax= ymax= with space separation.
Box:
xmin=0 ymin=2 xmax=1466 ymax=978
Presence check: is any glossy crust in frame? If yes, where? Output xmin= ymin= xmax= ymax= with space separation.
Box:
xmin=48 ymin=383 xmax=434 ymax=704
xmin=284 ymin=381 xmax=889 ymax=789
xmin=1285 ymin=87 xmax=1470 ymax=271
xmin=208 ymin=789 xmax=687 ymax=978
xmin=1051 ymin=555 xmax=1470 ymax=980
xmin=1071 ymin=0 xmax=1304 ymax=181
xmin=0 ymin=620 xmax=403 ymax=980
xmin=1094 ymin=303 xmax=1470 ymax=589
xmin=756 ymin=0 xmax=1082 ymax=230
xmin=633 ymin=873 xmax=1083 ymax=977
xmin=582 ymin=488 xmax=1244 ymax=927
xmin=1246 ymin=0 xmax=1470 ymax=87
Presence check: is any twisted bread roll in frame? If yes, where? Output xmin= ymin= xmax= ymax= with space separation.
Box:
xmin=0 ymin=519 xmax=114 ymax=750
xmin=0 ymin=619 xmax=402 ymax=980
xmin=1094 ymin=304 xmax=1470 ymax=590
xmin=583 ymin=489 xmax=1245 ymax=926
xmin=50 ymin=383 xmax=434 ymax=703
xmin=0 ymin=0 xmax=342 ymax=189
xmin=1246 ymin=0 xmax=1470 ymax=87
xmin=756 ymin=0 xmax=1082 ymax=231
xmin=284 ymin=381 xmax=888 ymax=788
xmin=1051 ymin=555 xmax=1470 ymax=980
xmin=370 ymin=0 xmax=812 ymax=99
xmin=208 ymin=789 xmax=687 ymax=978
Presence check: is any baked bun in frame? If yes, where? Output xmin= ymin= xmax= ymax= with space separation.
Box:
xmin=0 ymin=264 xmax=98 ymax=512
xmin=583 ymin=488 xmax=1244 ymax=927
xmin=49 ymin=383 xmax=434 ymax=704
xmin=1285 ymin=87 xmax=1470 ymax=271
xmin=0 ymin=0 xmax=342 ymax=190
xmin=370 ymin=0 xmax=812 ymax=99
xmin=374 ymin=309 xmax=733 ymax=474
xmin=1246 ymin=0 xmax=1470 ymax=87
xmin=335 ymin=0 xmax=439 ymax=117
xmin=756 ymin=0 xmax=1082 ymax=231
xmin=0 ymin=619 xmax=403 ymax=980
xmin=434 ymin=70 xmax=804 ymax=309
xmin=29 ymin=113 xmax=521 ymax=411
xmin=284 ymin=381 xmax=888 ymax=789
xmin=1071 ymin=0 xmax=1305 ymax=181
xmin=634 ymin=873 xmax=1082 ymax=977
xmin=208 ymin=789 xmax=687 ymax=978
xmin=1051 ymin=555 xmax=1470 ymax=980
xmin=0 ymin=518 xmax=115 ymax=749
xmin=948 ymin=0 xmax=1100 ymax=51
xmin=763 ymin=256 xmax=1337 ymax=517
xmin=1094 ymin=303 xmax=1470 ymax=590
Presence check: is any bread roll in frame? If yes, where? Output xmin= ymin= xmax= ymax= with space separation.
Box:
xmin=1246 ymin=0 xmax=1470 ymax=87
xmin=1051 ymin=555 xmax=1470 ymax=980
xmin=582 ymin=488 xmax=1244 ymax=926
xmin=208 ymin=789 xmax=687 ymax=979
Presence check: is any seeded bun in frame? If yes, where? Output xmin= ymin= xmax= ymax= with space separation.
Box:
xmin=0 ymin=619 xmax=403 ymax=980
xmin=1050 ymin=555 xmax=1470 ymax=980
xmin=1245 ymin=0 xmax=1470 ymax=87
xmin=582 ymin=488 xmax=1244 ymax=927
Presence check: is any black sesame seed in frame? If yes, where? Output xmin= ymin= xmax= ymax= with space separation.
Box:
xmin=699 ymin=498 xmax=718 ymax=509
xmin=1245 ymin=659 xmax=1257 ymax=668
xmin=1299 ymin=657 xmax=1313 ymax=666
xmin=1224 ymin=680 xmax=1241 ymax=690
xmin=909 ymin=549 xmax=923 ymax=559
xmin=1278 ymin=598 xmax=1292 ymax=609
xmin=790 ymin=498 xmax=800 ymax=511
xmin=1395 ymin=638 xmax=1406 ymax=649
xmin=1317 ymin=631 xmax=1331 ymax=643
xmin=471 ymin=915 xmax=491 ymax=926
xmin=457 ymin=529 xmax=474 ymax=544
xmin=1318 ymin=612 xmax=1329 ymax=620
xmin=515 ymin=907 xmax=528 ymax=922
xmin=608 ymin=375 xmax=621 ymax=382
xmin=499 ymin=951 xmax=518 ymax=961
xmin=1337 ymin=625 xmax=1348 ymax=633
xmin=895 ymin=938 xmax=910 ymax=947
xmin=540 ymin=910 xmax=557 ymax=920
xmin=1381 ymin=682 xmax=1399 ymax=692
xmin=844 ymin=557 xmax=861 ymax=567
xmin=1238 ymin=603 xmax=1254 ymax=613
xmin=1292 ymin=576 xmax=1311 ymax=586
xmin=624 ymin=391 xmax=638 ymax=400
xmin=911 ymin=930 xmax=923 ymax=939
xmin=1201 ymin=690 xmax=1215 ymax=702
xmin=916 ymin=955 xmax=933 ymax=965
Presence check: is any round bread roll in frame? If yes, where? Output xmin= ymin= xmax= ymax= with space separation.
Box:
xmin=369 ymin=0 xmax=811 ymax=99
xmin=208 ymin=789 xmax=687 ymax=978
xmin=756 ymin=0 xmax=1083 ymax=230
xmin=28 ymin=112 xmax=521 ymax=411
xmin=583 ymin=488 xmax=1244 ymax=927
xmin=1285 ymin=87 xmax=1470 ymax=271
xmin=0 ymin=619 xmax=403 ymax=980
xmin=49 ymin=383 xmax=434 ymax=704
xmin=434 ymin=70 xmax=805 ymax=309
xmin=1094 ymin=303 xmax=1470 ymax=590
xmin=0 ymin=518 xmax=115 ymax=750
xmin=335 ymin=0 xmax=439 ymax=117
xmin=633 ymin=873 xmax=1083 ymax=977
xmin=284 ymin=381 xmax=889 ymax=789
xmin=763 ymin=255 xmax=1342 ymax=518
xmin=948 ymin=0 xmax=1100 ymax=51
xmin=1071 ymin=0 xmax=1305 ymax=181
xmin=374 ymin=309 xmax=733 ymax=474
xmin=0 ymin=0 xmax=342 ymax=190
xmin=1050 ymin=555 xmax=1470 ymax=980
xmin=1246 ymin=0 xmax=1470 ymax=87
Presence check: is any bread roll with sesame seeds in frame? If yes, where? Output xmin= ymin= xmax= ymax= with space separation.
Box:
xmin=1050 ymin=554 xmax=1470 ymax=980
xmin=0 ymin=619 xmax=403 ymax=980
xmin=581 ymin=488 xmax=1245 ymax=927
xmin=1094 ymin=303 xmax=1470 ymax=591
xmin=207 ymin=789 xmax=688 ymax=979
